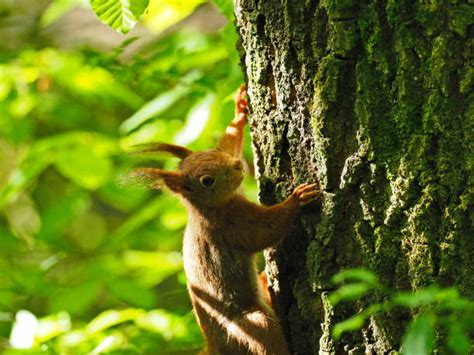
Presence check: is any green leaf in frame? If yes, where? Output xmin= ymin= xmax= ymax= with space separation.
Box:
xmin=37 ymin=188 xmax=90 ymax=243
xmin=174 ymin=93 xmax=215 ymax=145
xmin=211 ymin=0 xmax=233 ymax=19
xmin=105 ymin=196 xmax=167 ymax=250
xmin=394 ymin=286 xmax=441 ymax=307
xmin=40 ymin=0 xmax=80 ymax=28
xmin=332 ymin=268 xmax=380 ymax=286
xmin=447 ymin=323 xmax=471 ymax=355
xmin=441 ymin=298 xmax=474 ymax=311
xmin=122 ymin=250 xmax=183 ymax=285
xmin=401 ymin=312 xmax=435 ymax=355
xmin=0 ymin=147 xmax=53 ymax=209
xmin=143 ymin=0 xmax=206 ymax=34
xmin=135 ymin=309 xmax=183 ymax=338
xmin=90 ymin=0 xmax=150 ymax=34
xmin=105 ymin=278 xmax=156 ymax=308
xmin=329 ymin=283 xmax=373 ymax=306
xmin=50 ymin=282 xmax=101 ymax=316
xmin=55 ymin=145 xmax=112 ymax=190
xmin=120 ymin=71 xmax=201 ymax=134
xmin=3 ymin=194 xmax=41 ymax=245
xmin=1 ymin=131 xmax=116 ymax=208
xmin=332 ymin=313 xmax=369 ymax=340
xmin=67 ymin=211 xmax=108 ymax=251
xmin=36 ymin=312 xmax=71 ymax=343
xmin=86 ymin=309 xmax=145 ymax=334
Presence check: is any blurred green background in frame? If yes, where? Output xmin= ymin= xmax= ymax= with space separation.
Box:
xmin=0 ymin=0 xmax=254 ymax=353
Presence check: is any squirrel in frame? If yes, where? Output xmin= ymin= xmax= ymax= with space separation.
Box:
xmin=131 ymin=85 xmax=320 ymax=354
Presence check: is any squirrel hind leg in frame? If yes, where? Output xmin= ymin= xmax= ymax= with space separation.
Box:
xmin=227 ymin=308 xmax=290 ymax=355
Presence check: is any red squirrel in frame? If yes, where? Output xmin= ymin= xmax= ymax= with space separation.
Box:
xmin=131 ymin=86 xmax=320 ymax=354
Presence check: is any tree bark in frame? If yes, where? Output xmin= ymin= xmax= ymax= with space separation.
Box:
xmin=234 ymin=0 xmax=473 ymax=353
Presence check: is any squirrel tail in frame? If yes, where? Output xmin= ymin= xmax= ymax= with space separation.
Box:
xmin=259 ymin=271 xmax=272 ymax=307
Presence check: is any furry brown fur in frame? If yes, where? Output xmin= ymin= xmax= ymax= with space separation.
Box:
xmin=131 ymin=86 xmax=320 ymax=354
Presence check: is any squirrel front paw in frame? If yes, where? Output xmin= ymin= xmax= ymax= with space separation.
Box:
xmin=290 ymin=183 xmax=321 ymax=207
xmin=234 ymin=84 xmax=248 ymax=125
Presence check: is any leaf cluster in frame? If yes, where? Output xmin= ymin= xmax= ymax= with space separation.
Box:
xmin=330 ymin=269 xmax=474 ymax=355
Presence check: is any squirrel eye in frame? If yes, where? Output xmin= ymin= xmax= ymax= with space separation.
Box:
xmin=199 ymin=175 xmax=215 ymax=188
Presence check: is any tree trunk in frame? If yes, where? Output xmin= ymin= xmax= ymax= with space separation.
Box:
xmin=233 ymin=0 xmax=473 ymax=353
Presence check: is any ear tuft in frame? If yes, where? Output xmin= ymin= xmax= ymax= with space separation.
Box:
xmin=130 ymin=143 xmax=192 ymax=160
xmin=127 ymin=167 xmax=186 ymax=194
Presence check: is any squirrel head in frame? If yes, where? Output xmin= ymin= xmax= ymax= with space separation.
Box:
xmin=130 ymin=143 xmax=244 ymax=207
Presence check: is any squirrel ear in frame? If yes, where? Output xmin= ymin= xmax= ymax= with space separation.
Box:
xmin=129 ymin=168 xmax=187 ymax=194
xmin=131 ymin=143 xmax=192 ymax=160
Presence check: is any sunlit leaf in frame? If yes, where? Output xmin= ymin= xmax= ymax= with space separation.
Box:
xmin=40 ymin=0 xmax=81 ymax=27
xmin=143 ymin=0 xmax=206 ymax=34
xmin=175 ymin=45 xmax=228 ymax=71
xmin=329 ymin=283 xmax=373 ymax=306
xmin=36 ymin=312 xmax=71 ymax=342
xmin=55 ymin=145 xmax=112 ymax=190
xmin=160 ymin=209 xmax=187 ymax=230
xmin=0 ymin=79 xmax=12 ymax=101
xmin=332 ymin=268 xmax=380 ymax=286
xmin=90 ymin=0 xmax=150 ymax=34
xmin=86 ymin=309 xmax=145 ymax=334
xmin=174 ymin=93 xmax=215 ymax=145
xmin=135 ymin=309 xmax=186 ymax=340
xmin=401 ymin=312 xmax=435 ymax=355
xmin=332 ymin=313 xmax=368 ymax=340
xmin=433 ymin=287 xmax=460 ymax=302
xmin=120 ymin=71 xmax=201 ymax=134
xmin=119 ymin=119 xmax=183 ymax=149
xmin=441 ymin=298 xmax=474 ymax=311
xmin=92 ymin=333 xmax=126 ymax=353
xmin=394 ymin=286 xmax=441 ymax=307
xmin=123 ymin=250 xmax=183 ymax=285
xmin=8 ymin=93 xmax=37 ymax=118
xmin=33 ymin=49 xmax=143 ymax=108
xmin=56 ymin=330 xmax=87 ymax=349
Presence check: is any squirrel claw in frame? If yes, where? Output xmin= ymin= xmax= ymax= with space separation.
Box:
xmin=291 ymin=183 xmax=321 ymax=206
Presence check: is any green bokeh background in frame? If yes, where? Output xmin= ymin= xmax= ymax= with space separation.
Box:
xmin=0 ymin=0 xmax=254 ymax=353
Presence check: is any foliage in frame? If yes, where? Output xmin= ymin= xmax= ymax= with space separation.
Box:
xmin=89 ymin=0 xmax=229 ymax=34
xmin=330 ymin=269 xmax=474 ymax=354
xmin=91 ymin=0 xmax=150 ymax=35
xmin=0 ymin=0 xmax=248 ymax=353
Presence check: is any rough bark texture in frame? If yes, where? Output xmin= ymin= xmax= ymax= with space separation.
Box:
xmin=234 ymin=0 xmax=473 ymax=353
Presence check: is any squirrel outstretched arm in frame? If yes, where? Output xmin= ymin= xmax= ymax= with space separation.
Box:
xmin=224 ymin=184 xmax=319 ymax=253
xmin=130 ymin=84 xmax=321 ymax=355
xmin=218 ymin=84 xmax=248 ymax=157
